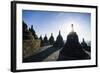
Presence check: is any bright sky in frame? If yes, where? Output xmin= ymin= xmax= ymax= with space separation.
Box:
xmin=22 ymin=10 xmax=91 ymax=42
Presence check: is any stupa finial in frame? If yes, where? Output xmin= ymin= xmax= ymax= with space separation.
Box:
xmin=71 ymin=24 xmax=74 ymax=32
xmin=59 ymin=30 xmax=61 ymax=35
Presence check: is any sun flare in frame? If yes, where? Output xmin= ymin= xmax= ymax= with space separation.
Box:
xmin=61 ymin=20 xmax=83 ymax=41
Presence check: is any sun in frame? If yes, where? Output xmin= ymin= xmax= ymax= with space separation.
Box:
xmin=66 ymin=21 xmax=80 ymax=33
xmin=61 ymin=20 xmax=82 ymax=41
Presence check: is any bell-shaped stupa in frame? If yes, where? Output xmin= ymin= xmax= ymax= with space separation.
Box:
xmin=53 ymin=30 xmax=64 ymax=48
xmin=58 ymin=24 xmax=90 ymax=60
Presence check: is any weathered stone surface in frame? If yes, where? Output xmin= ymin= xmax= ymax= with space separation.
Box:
xmin=23 ymin=39 xmax=41 ymax=58
xmin=23 ymin=21 xmax=41 ymax=59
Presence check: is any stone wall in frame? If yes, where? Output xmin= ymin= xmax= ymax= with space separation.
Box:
xmin=23 ymin=39 xmax=41 ymax=59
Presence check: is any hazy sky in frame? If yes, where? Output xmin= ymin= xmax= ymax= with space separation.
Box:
xmin=22 ymin=10 xmax=91 ymax=42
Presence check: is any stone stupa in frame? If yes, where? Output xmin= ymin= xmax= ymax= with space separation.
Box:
xmin=53 ymin=30 xmax=64 ymax=48
xmin=58 ymin=24 xmax=90 ymax=60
